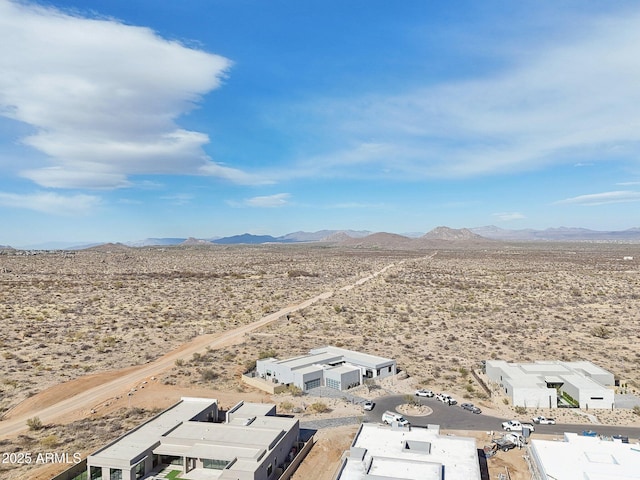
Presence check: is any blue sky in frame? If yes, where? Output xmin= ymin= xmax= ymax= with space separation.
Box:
xmin=1 ymin=0 xmax=640 ymax=246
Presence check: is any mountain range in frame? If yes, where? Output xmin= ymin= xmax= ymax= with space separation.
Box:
xmin=4 ymin=226 xmax=640 ymax=251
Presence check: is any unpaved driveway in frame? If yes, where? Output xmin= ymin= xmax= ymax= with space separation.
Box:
xmin=1 ymin=263 xmax=394 ymax=439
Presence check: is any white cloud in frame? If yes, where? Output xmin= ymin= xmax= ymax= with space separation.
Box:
xmin=492 ymin=212 xmax=526 ymax=221
xmin=160 ymin=194 xmax=193 ymax=206
xmin=290 ymin=7 xmax=640 ymax=180
xmin=199 ymin=162 xmax=274 ymax=186
xmin=0 ymin=191 xmax=100 ymax=214
xmin=0 ymin=0 xmax=249 ymax=189
xmin=242 ymin=193 xmax=291 ymax=208
xmin=556 ymin=190 xmax=640 ymax=206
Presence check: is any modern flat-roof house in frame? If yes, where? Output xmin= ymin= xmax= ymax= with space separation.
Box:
xmin=335 ymin=423 xmax=481 ymax=480
xmin=86 ymin=397 xmax=299 ymax=480
xmin=485 ymin=360 xmax=615 ymax=409
xmin=530 ymin=432 xmax=639 ymax=479
xmin=256 ymin=346 xmax=396 ymax=392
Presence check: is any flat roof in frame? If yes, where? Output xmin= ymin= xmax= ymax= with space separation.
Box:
xmin=274 ymin=351 xmax=342 ymax=370
xmin=487 ymin=360 xmax=613 ymax=391
xmin=89 ymin=398 xmax=298 ymax=472
xmin=229 ymin=402 xmax=274 ymax=419
xmin=311 ymin=346 xmax=395 ymax=367
xmin=337 ymin=424 xmax=480 ymax=480
xmin=168 ymin=416 xmax=295 ymax=449
xmin=531 ymin=433 xmax=640 ymax=480
xmin=89 ymin=397 xmax=216 ymax=466
xmin=293 ymin=364 xmax=325 ymax=376
xmin=328 ymin=364 xmax=361 ymax=375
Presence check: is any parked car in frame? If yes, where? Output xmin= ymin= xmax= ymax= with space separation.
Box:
xmin=382 ymin=411 xmax=409 ymax=426
xmin=415 ymin=389 xmax=434 ymax=397
xmin=531 ymin=416 xmax=555 ymax=425
xmin=436 ymin=393 xmax=458 ymax=405
xmin=582 ymin=430 xmax=598 ymax=437
xmin=501 ymin=420 xmax=535 ymax=432
xmin=461 ymin=403 xmax=482 ymax=414
xmin=363 ymin=401 xmax=375 ymax=411
xmin=612 ymin=435 xmax=629 ymax=443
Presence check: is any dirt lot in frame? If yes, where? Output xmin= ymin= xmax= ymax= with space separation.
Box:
xmin=1 ymin=242 xmax=639 ymax=479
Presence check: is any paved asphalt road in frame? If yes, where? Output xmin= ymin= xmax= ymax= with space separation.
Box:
xmin=364 ymin=394 xmax=640 ymax=439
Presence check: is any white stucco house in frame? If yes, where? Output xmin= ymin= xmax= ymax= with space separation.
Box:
xmin=530 ymin=432 xmax=639 ymax=480
xmin=256 ymin=346 xmax=396 ymax=392
xmin=335 ymin=423 xmax=481 ymax=480
xmin=485 ymin=360 xmax=615 ymax=409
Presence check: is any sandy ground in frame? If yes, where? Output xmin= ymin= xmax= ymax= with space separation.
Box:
xmin=2 ymin=243 xmax=640 ymax=480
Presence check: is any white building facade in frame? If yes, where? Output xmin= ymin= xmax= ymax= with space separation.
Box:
xmin=256 ymin=346 xmax=396 ymax=392
xmin=87 ymin=398 xmax=299 ymax=480
xmin=486 ymin=360 xmax=615 ymax=409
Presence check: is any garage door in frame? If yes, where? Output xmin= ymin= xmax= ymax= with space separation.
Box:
xmin=304 ymin=379 xmax=321 ymax=390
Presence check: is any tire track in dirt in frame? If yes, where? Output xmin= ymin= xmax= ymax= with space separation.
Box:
xmin=1 ymin=263 xmax=397 ymax=439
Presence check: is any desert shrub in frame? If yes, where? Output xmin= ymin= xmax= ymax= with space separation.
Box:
xmin=309 ymin=402 xmax=329 ymax=413
xmin=514 ymin=406 xmax=527 ymax=415
xmin=41 ymin=434 xmax=58 ymax=448
xmin=244 ymin=359 xmax=257 ymax=372
xmin=632 ymin=405 xmax=640 ymax=416
xmin=175 ymin=358 xmax=184 ymax=367
xmin=285 ymin=385 xmax=303 ymax=397
xmin=279 ymin=401 xmax=294 ymax=412
xmin=590 ymin=325 xmax=612 ymax=339
xmin=403 ymin=394 xmax=420 ymax=406
xmin=502 ymin=398 xmax=509 ymax=405
xmin=287 ymin=270 xmax=317 ymax=278
xmin=201 ymin=369 xmax=218 ymax=382
xmin=26 ymin=417 xmax=43 ymax=431
xmin=259 ymin=349 xmax=277 ymax=359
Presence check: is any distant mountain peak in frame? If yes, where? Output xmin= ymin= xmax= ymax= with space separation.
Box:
xmin=181 ymin=237 xmax=212 ymax=246
xmin=422 ymin=226 xmax=484 ymax=241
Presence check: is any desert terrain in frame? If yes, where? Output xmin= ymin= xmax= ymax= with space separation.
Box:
xmin=1 ymin=241 xmax=639 ymax=479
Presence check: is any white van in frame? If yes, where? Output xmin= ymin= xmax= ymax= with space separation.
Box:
xmin=382 ymin=411 xmax=409 ymax=426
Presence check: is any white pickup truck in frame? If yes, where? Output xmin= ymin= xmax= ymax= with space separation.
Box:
xmin=501 ymin=420 xmax=535 ymax=432
xmin=531 ymin=416 xmax=556 ymax=425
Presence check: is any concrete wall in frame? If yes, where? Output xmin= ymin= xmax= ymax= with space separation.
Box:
xmin=257 ymin=358 xmax=297 ymax=386
xmin=512 ymin=387 xmax=557 ymax=409
xmin=337 ymin=369 xmax=361 ymax=390
xmin=295 ymin=369 xmax=323 ymax=390
xmin=375 ymin=362 xmax=397 ymax=379
xmin=574 ymin=387 xmax=614 ymax=409
xmin=241 ymin=374 xmax=287 ymax=394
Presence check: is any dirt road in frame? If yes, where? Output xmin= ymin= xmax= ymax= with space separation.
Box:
xmin=1 ymin=263 xmax=393 ymax=439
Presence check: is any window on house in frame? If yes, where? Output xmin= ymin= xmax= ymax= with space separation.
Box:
xmin=90 ymin=466 xmax=102 ymax=480
xmin=109 ymin=469 xmax=122 ymax=480
xmin=267 ymin=463 xmax=273 ymax=477
xmin=203 ymin=459 xmax=230 ymax=470
xmin=71 ymin=470 xmax=88 ymax=480
xmin=135 ymin=460 xmax=145 ymax=479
